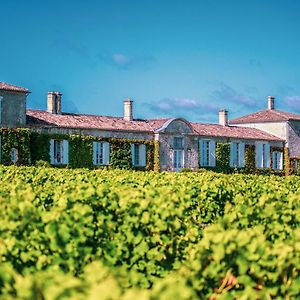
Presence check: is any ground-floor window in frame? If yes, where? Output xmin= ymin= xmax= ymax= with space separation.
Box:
xmin=173 ymin=149 xmax=184 ymax=171
xmin=93 ymin=142 xmax=110 ymax=165
xmin=199 ymin=139 xmax=216 ymax=167
xmin=50 ymin=139 xmax=69 ymax=165
xmin=131 ymin=144 xmax=146 ymax=167
xmin=256 ymin=142 xmax=270 ymax=168
xmin=272 ymin=151 xmax=283 ymax=170
xmin=230 ymin=142 xmax=245 ymax=168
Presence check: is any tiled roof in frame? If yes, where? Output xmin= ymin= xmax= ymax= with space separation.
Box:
xmin=191 ymin=123 xmax=282 ymax=141
xmin=0 ymin=82 xmax=29 ymax=93
xmin=27 ymin=110 xmax=157 ymax=132
xmin=26 ymin=109 xmax=282 ymax=141
xmin=230 ymin=109 xmax=300 ymax=124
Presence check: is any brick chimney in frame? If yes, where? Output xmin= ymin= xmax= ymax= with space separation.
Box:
xmin=124 ymin=99 xmax=133 ymax=121
xmin=268 ymin=96 xmax=275 ymax=110
xmin=47 ymin=92 xmax=62 ymax=114
xmin=219 ymin=109 xmax=228 ymax=126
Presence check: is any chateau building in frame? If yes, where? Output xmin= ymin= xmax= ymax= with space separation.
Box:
xmin=0 ymin=81 xmax=299 ymax=173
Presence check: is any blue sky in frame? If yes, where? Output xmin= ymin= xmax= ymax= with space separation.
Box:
xmin=1 ymin=0 xmax=300 ymax=123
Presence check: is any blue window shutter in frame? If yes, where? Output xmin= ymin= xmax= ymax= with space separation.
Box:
xmin=63 ymin=140 xmax=69 ymax=165
xmin=279 ymin=152 xmax=283 ymax=170
xmin=230 ymin=142 xmax=234 ymax=167
xmin=50 ymin=139 xmax=55 ymax=164
xmin=140 ymin=144 xmax=146 ymax=167
xmin=199 ymin=140 xmax=204 ymax=166
xmin=103 ymin=142 xmax=110 ymax=165
xmin=131 ymin=144 xmax=135 ymax=166
xmin=265 ymin=143 xmax=270 ymax=168
xmin=209 ymin=140 xmax=216 ymax=167
xmin=93 ymin=142 xmax=97 ymax=165
xmin=256 ymin=143 xmax=263 ymax=168
xmin=239 ymin=142 xmax=245 ymax=168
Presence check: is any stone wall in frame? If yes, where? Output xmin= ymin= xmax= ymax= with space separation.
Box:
xmin=288 ymin=121 xmax=300 ymax=158
xmin=0 ymin=91 xmax=27 ymax=128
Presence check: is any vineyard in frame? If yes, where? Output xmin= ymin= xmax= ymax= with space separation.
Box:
xmin=0 ymin=166 xmax=299 ymax=299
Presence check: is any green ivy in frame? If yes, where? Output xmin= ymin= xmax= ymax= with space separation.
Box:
xmin=245 ymin=144 xmax=256 ymax=172
xmin=0 ymin=128 xmax=31 ymax=165
xmin=216 ymin=142 xmax=230 ymax=170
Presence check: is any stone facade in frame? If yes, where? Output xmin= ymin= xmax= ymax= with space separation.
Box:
xmin=0 ymin=90 xmax=27 ymax=128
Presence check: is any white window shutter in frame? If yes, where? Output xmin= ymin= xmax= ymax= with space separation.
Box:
xmin=140 ymin=144 xmax=146 ymax=167
xmin=50 ymin=139 xmax=55 ymax=164
xmin=63 ymin=140 xmax=69 ymax=165
xmin=131 ymin=144 xmax=135 ymax=166
xmin=265 ymin=143 xmax=270 ymax=168
xmin=209 ymin=140 xmax=216 ymax=167
xmin=239 ymin=142 xmax=245 ymax=167
xmin=230 ymin=142 xmax=234 ymax=167
xmin=93 ymin=142 xmax=97 ymax=165
xmin=279 ymin=152 xmax=283 ymax=170
xmin=256 ymin=143 xmax=262 ymax=168
xmin=103 ymin=142 xmax=110 ymax=165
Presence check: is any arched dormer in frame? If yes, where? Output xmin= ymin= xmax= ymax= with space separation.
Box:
xmin=155 ymin=118 xmax=193 ymax=134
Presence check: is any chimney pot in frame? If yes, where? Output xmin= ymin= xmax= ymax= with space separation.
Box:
xmin=124 ymin=99 xmax=133 ymax=121
xmin=268 ymin=96 xmax=275 ymax=110
xmin=47 ymin=92 xmax=62 ymax=114
xmin=219 ymin=109 xmax=228 ymax=126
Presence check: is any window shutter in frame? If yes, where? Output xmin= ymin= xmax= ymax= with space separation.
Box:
xmin=140 ymin=144 xmax=146 ymax=167
xmin=50 ymin=139 xmax=55 ymax=164
xmin=279 ymin=152 xmax=283 ymax=170
xmin=230 ymin=142 xmax=234 ymax=167
xmin=103 ymin=142 xmax=110 ymax=165
xmin=209 ymin=140 xmax=216 ymax=167
xmin=92 ymin=142 xmax=97 ymax=165
xmin=199 ymin=140 xmax=204 ymax=166
xmin=256 ymin=143 xmax=263 ymax=168
xmin=265 ymin=143 xmax=270 ymax=168
xmin=239 ymin=142 xmax=245 ymax=168
xmin=131 ymin=144 xmax=135 ymax=166
xmin=63 ymin=140 xmax=69 ymax=165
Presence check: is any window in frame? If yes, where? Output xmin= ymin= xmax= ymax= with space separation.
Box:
xmin=230 ymin=142 xmax=245 ymax=168
xmin=199 ymin=139 xmax=216 ymax=167
xmin=50 ymin=139 xmax=69 ymax=165
xmin=174 ymin=137 xmax=184 ymax=149
xmin=93 ymin=142 xmax=110 ymax=165
xmin=11 ymin=148 xmax=18 ymax=163
xmin=131 ymin=144 xmax=146 ymax=167
xmin=272 ymin=151 xmax=283 ymax=170
xmin=256 ymin=142 xmax=270 ymax=168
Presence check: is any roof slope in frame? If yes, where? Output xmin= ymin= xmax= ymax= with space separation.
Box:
xmin=0 ymin=82 xmax=29 ymax=93
xmin=191 ymin=123 xmax=282 ymax=141
xmin=27 ymin=109 xmax=282 ymax=141
xmin=230 ymin=109 xmax=300 ymax=124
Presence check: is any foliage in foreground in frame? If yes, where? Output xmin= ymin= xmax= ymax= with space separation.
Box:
xmin=0 ymin=166 xmax=299 ymax=299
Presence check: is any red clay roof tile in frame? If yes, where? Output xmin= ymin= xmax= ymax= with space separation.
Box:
xmin=0 ymin=82 xmax=30 ymax=93
xmin=26 ymin=109 xmax=282 ymax=141
xmin=230 ymin=109 xmax=300 ymax=124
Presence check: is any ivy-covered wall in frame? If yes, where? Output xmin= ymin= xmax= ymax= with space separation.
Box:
xmin=215 ymin=142 xmax=230 ymax=171
xmin=0 ymin=128 xmax=31 ymax=165
xmin=29 ymin=132 xmax=157 ymax=171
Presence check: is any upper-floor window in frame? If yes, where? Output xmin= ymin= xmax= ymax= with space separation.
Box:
xmin=230 ymin=142 xmax=245 ymax=168
xmin=131 ymin=144 xmax=146 ymax=167
xmin=93 ymin=141 xmax=110 ymax=165
xmin=256 ymin=142 xmax=270 ymax=168
xmin=272 ymin=151 xmax=283 ymax=170
xmin=174 ymin=137 xmax=184 ymax=149
xmin=50 ymin=139 xmax=69 ymax=165
xmin=199 ymin=139 xmax=216 ymax=167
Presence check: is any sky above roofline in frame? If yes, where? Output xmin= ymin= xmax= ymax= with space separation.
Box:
xmin=1 ymin=0 xmax=300 ymax=123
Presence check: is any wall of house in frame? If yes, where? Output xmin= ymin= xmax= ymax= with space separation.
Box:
xmin=287 ymin=121 xmax=300 ymax=158
xmin=0 ymin=91 xmax=27 ymax=128
xmin=233 ymin=122 xmax=287 ymax=141
xmin=29 ymin=126 xmax=154 ymax=141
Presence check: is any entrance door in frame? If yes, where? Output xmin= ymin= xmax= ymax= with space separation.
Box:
xmin=173 ymin=150 xmax=184 ymax=171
